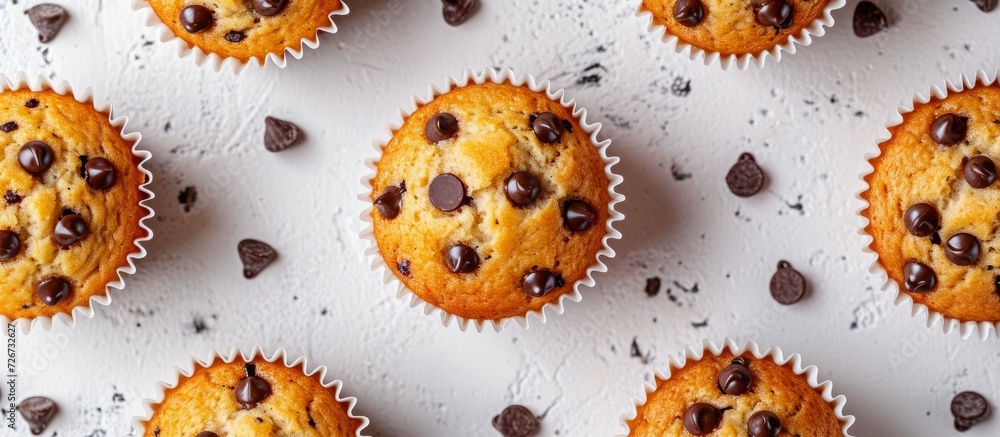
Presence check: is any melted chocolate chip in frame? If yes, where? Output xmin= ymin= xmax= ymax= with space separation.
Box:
xmin=84 ymin=157 xmax=117 ymax=190
xmin=238 ymin=239 xmax=278 ymax=279
xmin=930 ymin=114 xmax=968 ymax=145
xmin=264 ymin=116 xmax=302 ymax=152
xmin=444 ymin=244 xmax=479 ymax=274
xmin=853 ymin=1 xmax=888 ymax=37
xmin=952 ymin=391 xmax=990 ymax=431
xmin=37 ymin=277 xmax=71 ymax=306
xmin=563 ymin=200 xmax=597 ymax=233
xmin=235 ymin=364 xmax=271 ymax=409
xmin=964 ymin=155 xmax=997 ymax=188
xmin=429 ymin=173 xmax=466 ymax=212
xmin=442 ymin=0 xmax=476 ymax=26
xmin=16 ymin=396 xmax=58 ymax=435
xmin=397 ymin=259 xmax=411 ymax=276
xmin=0 ymin=121 xmax=17 ymax=133
xmin=252 ymin=0 xmax=288 ymax=16
xmin=25 ymin=99 xmax=39 ymax=108
xmin=747 ymin=411 xmax=782 ymax=437
xmin=225 ymin=30 xmax=246 ymax=42
xmin=673 ymin=0 xmax=705 ymax=27
xmin=769 ymin=261 xmax=806 ymax=305
xmin=19 ymin=141 xmax=55 ymax=175
xmin=374 ymin=184 xmax=405 ymax=219
xmin=425 ymin=113 xmax=459 ymax=143
xmin=683 ymin=403 xmax=721 ymax=436
xmin=944 ymin=233 xmax=980 ymax=266
xmin=521 ymin=269 xmax=563 ymax=297
xmin=54 ymin=214 xmax=88 ymax=246
xmin=531 ymin=112 xmax=564 ymax=144
xmin=755 ymin=0 xmax=793 ymax=29
xmin=717 ymin=362 xmax=752 ymax=395
xmin=195 ymin=433 xmax=220 ymax=437
xmin=903 ymin=261 xmax=936 ymax=293
xmin=505 ymin=171 xmax=541 ymax=207
xmin=25 ymin=4 xmax=68 ymax=43
xmin=903 ymin=203 xmax=939 ymax=237
xmin=180 ymin=5 xmax=214 ymax=33
xmin=492 ymin=405 xmax=539 ymax=437
xmin=726 ymin=153 xmax=765 ymax=197
xmin=0 ymin=230 xmax=21 ymax=261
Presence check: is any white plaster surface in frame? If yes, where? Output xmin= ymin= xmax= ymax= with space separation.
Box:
xmin=1 ymin=0 xmax=1000 ymax=436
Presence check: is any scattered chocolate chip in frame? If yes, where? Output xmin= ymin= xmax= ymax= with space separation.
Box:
xmin=425 ymin=113 xmax=459 ymax=143
xmin=5 ymin=191 xmax=22 ymax=204
xmin=16 ymin=396 xmax=58 ymax=435
xmin=397 ymin=259 xmax=411 ymax=276
xmin=235 ymin=364 xmax=271 ymax=409
xmin=683 ymin=403 xmax=722 ymax=436
xmin=54 ymin=214 xmax=88 ymax=246
xmin=374 ymin=184 xmax=405 ymax=219
xmin=853 ymin=1 xmax=888 ymax=37
xmin=755 ymin=0 xmax=793 ymax=29
xmin=747 ymin=411 xmax=782 ymax=437
xmin=238 ymin=239 xmax=278 ymax=279
xmin=442 ymin=0 xmax=476 ymax=26
xmin=952 ymin=391 xmax=990 ymax=431
xmin=972 ymin=0 xmax=996 ymax=12
xmin=945 ymin=233 xmax=981 ymax=266
xmin=521 ymin=269 xmax=563 ymax=297
xmin=0 ymin=230 xmax=21 ymax=261
xmin=903 ymin=261 xmax=936 ymax=292
xmin=195 ymin=432 xmax=220 ymax=437
xmin=673 ymin=0 xmax=705 ymax=26
xmin=492 ymin=405 xmax=539 ymax=437
xmin=717 ymin=361 xmax=753 ymax=395
xmin=225 ymin=30 xmax=246 ymax=42
xmin=726 ymin=153 xmax=765 ymax=197
xmin=25 ymin=4 xmax=68 ymax=43
xmin=444 ymin=244 xmax=479 ymax=274
xmin=37 ymin=277 xmax=71 ymax=306
xmin=930 ymin=114 xmax=968 ymax=145
xmin=429 ymin=173 xmax=466 ymax=212
xmin=25 ymin=99 xmax=39 ymax=108
xmin=563 ymin=200 xmax=597 ymax=233
xmin=769 ymin=261 xmax=806 ymax=305
xmin=19 ymin=141 xmax=55 ymax=175
xmin=903 ymin=203 xmax=939 ymax=237
xmin=263 ymin=116 xmax=301 ymax=152
xmin=531 ymin=112 xmax=564 ymax=144
xmin=180 ymin=5 xmax=214 ymax=33
xmin=645 ymin=277 xmax=661 ymax=297
xmin=252 ymin=0 xmax=287 ymax=16
xmin=178 ymin=186 xmax=198 ymax=212
xmin=84 ymin=157 xmax=117 ymax=189
xmin=505 ymin=171 xmax=541 ymax=207
xmin=964 ymin=155 xmax=997 ymax=188
xmin=0 ymin=121 xmax=17 ymax=133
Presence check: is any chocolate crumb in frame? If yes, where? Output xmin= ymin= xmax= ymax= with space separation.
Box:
xmin=645 ymin=277 xmax=661 ymax=297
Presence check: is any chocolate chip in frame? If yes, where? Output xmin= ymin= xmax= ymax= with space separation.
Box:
xmin=645 ymin=277 xmax=661 ymax=297
xmin=195 ymin=433 xmax=220 ymax=437
xmin=84 ymin=157 xmax=117 ymax=190
xmin=945 ymin=233 xmax=980 ymax=266
xmin=673 ymin=0 xmax=705 ymax=26
xmin=235 ymin=364 xmax=271 ymax=409
xmin=429 ymin=173 xmax=466 ymax=212
xmin=25 ymin=99 xmax=39 ymax=108
xmin=952 ymin=391 xmax=990 ymax=431
xmin=25 ymin=4 xmax=68 ymax=43
xmin=717 ymin=362 xmax=752 ymax=395
xmin=747 ymin=411 xmax=782 ymax=437
xmin=263 ymin=116 xmax=301 ymax=152
xmin=964 ymin=155 xmax=997 ymax=188
xmin=374 ymin=184 xmax=405 ymax=219
xmin=755 ymin=0 xmax=793 ymax=29
xmin=903 ymin=261 xmax=936 ymax=292
xmin=972 ymin=0 xmax=996 ymax=12
xmin=769 ymin=261 xmax=806 ymax=305
xmin=726 ymin=153 xmax=765 ymax=197
xmin=425 ymin=113 xmax=459 ymax=143
xmin=225 ymin=30 xmax=246 ymax=42
xmin=0 ymin=230 xmax=21 ymax=261
xmin=179 ymin=5 xmax=214 ymax=33
xmin=37 ymin=277 xmax=71 ymax=306
xmin=853 ymin=1 xmax=888 ymax=37
xmin=563 ymin=200 xmax=597 ymax=233
xmin=444 ymin=244 xmax=479 ymax=274
xmin=492 ymin=405 xmax=539 ymax=437
xmin=4 ymin=191 xmax=21 ymax=205
xmin=930 ymin=114 xmax=968 ymax=145
xmin=903 ymin=203 xmax=939 ymax=237
xmin=397 ymin=259 xmax=411 ymax=276
xmin=0 ymin=121 xmax=17 ymax=133
xmin=531 ymin=112 xmax=564 ymax=144
xmin=683 ymin=403 xmax=721 ymax=436
xmin=16 ymin=396 xmax=58 ymax=435
xmin=19 ymin=141 xmax=55 ymax=175
xmin=238 ymin=239 xmax=278 ymax=279
xmin=521 ymin=269 xmax=564 ymax=297
xmin=252 ymin=0 xmax=287 ymax=16
xmin=54 ymin=214 xmax=88 ymax=246
xmin=505 ymin=171 xmax=541 ymax=207
xmin=442 ymin=0 xmax=476 ymax=26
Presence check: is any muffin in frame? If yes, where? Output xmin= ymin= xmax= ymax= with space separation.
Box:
xmin=626 ymin=346 xmax=849 ymax=436
xmin=368 ymin=77 xmax=615 ymax=323
xmin=862 ymin=83 xmax=1000 ymax=325
xmin=141 ymin=355 xmax=365 ymax=436
xmin=0 ymin=87 xmax=149 ymax=324
xmin=141 ymin=0 xmax=347 ymax=65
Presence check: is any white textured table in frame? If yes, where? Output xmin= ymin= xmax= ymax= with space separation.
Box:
xmin=3 ymin=0 xmax=1000 ymax=435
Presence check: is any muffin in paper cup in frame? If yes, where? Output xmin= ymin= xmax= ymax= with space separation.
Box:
xmin=130 ymin=0 xmax=351 ymax=74
xmin=132 ymin=346 xmax=371 ymax=436
xmin=618 ymin=339 xmax=855 ymax=436
xmin=634 ymin=0 xmax=846 ymax=70
xmin=0 ymin=72 xmax=154 ymax=333
xmin=358 ymin=68 xmax=625 ymax=333
xmin=858 ymin=69 xmax=1000 ymax=341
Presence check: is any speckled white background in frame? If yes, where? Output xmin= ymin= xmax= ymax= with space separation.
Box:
xmin=1 ymin=0 xmax=999 ymax=435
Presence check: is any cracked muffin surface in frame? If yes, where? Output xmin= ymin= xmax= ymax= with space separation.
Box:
xmin=370 ymin=81 xmax=611 ymax=321
xmin=144 ymin=358 xmax=362 ymax=436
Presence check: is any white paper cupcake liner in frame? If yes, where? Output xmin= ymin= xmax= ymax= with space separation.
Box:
xmin=132 ymin=346 xmax=371 ymax=436
xmin=130 ymin=0 xmax=351 ymax=75
xmin=616 ymin=339 xmax=855 ymax=436
xmin=634 ymin=0 xmax=846 ymax=70
xmin=856 ymin=68 xmax=1000 ymax=341
xmin=0 ymin=72 xmax=155 ymax=334
xmin=358 ymin=67 xmax=625 ymax=333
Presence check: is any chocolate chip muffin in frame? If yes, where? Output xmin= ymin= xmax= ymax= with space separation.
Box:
xmin=863 ymin=84 xmax=1000 ymax=324
xmin=145 ymin=0 xmax=346 ymax=62
xmin=369 ymin=80 xmax=612 ymax=321
xmin=640 ymin=0 xmax=832 ymax=56
xmin=143 ymin=358 xmax=364 ymax=436
xmin=1 ymin=88 xmax=148 ymax=322
xmin=628 ymin=351 xmax=844 ymax=436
